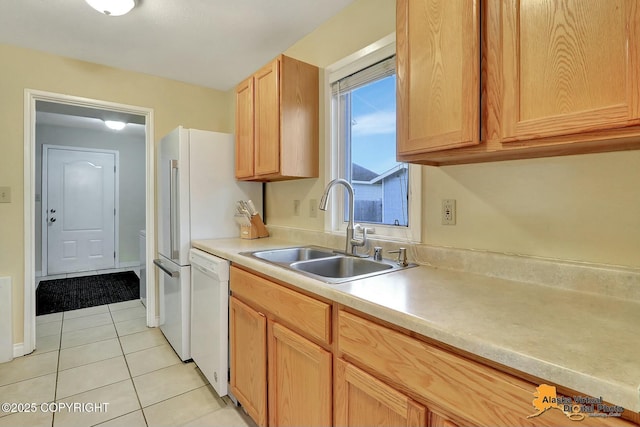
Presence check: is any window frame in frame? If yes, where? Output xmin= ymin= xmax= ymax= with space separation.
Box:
xmin=324 ymin=34 xmax=422 ymax=243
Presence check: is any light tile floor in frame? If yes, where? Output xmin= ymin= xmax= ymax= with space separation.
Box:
xmin=0 ymin=300 xmax=255 ymax=427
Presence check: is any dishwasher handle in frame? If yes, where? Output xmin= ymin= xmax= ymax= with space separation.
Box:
xmin=153 ymin=258 xmax=180 ymax=278
xmin=193 ymin=263 xmax=218 ymax=279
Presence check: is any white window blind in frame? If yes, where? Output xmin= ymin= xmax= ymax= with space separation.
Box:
xmin=331 ymin=56 xmax=396 ymax=95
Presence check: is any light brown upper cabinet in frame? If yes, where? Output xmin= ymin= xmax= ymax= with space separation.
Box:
xmin=396 ymin=0 xmax=480 ymax=159
xmin=397 ymin=0 xmax=640 ymax=166
xmin=235 ymin=55 xmax=319 ymax=181
xmin=236 ymin=77 xmax=255 ymax=178
xmin=498 ymin=0 xmax=640 ymax=141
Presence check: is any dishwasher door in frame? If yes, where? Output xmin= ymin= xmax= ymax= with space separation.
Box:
xmin=189 ymin=248 xmax=230 ymax=397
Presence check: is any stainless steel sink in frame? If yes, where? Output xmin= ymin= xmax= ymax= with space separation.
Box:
xmin=291 ymin=256 xmax=393 ymax=280
xmin=241 ymin=246 xmax=414 ymax=284
xmin=251 ymin=246 xmax=336 ymax=263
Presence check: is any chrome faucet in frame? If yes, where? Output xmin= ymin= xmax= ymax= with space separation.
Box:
xmin=319 ymin=178 xmax=368 ymax=256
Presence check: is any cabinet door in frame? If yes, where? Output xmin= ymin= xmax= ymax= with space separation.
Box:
xmin=229 ymin=296 xmax=267 ymax=427
xmin=334 ymin=358 xmax=426 ymax=427
xmin=254 ymin=59 xmax=281 ymax=176
xmin=498 ymin=0 xmax=640 ymax=142
xmin=397 ymin=0 xmax=480 ymax=157
xmin=268 ymin=321 xmax=332 ymax=427
xmin=429 ymin=411 xmax=458 ymax=427
xmin=235 ymin=77 xmax=255 ymax=179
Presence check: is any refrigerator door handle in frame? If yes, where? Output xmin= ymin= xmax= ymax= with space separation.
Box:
xmin=169 ymin=159 xmax=180 ymax=260
xmin=153 ymin=258 xmax=181 ymax=278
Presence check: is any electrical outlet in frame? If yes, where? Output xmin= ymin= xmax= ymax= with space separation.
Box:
xmin=442 ymin=199 xmax=456 ymax=225
xmin=0 ymin=187 xmax=11 ymax=203
xmin=309 ymin=199 xmax=318 ymax=218
xmin=293 ymin=199 xmax=300 ymax=216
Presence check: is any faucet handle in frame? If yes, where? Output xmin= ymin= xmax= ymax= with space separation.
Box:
xmin=354 ymin=224 xmax=373 ymax=237
xmin=352 ymin=224 xmax=372 ymax=244
xmin=388 ymin=248 xmax=408 ymax=267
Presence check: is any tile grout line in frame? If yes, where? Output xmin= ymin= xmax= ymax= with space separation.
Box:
xmin=89 ymin=409 xmax=141 ymax=427
xmin=56 ymin=353 xmax=123 ymax=376
xmin=28 ymin=301 xmax=142 ymax=426
xmin=31 ymin=301 xmax=149 ymax=426
xmin=110 ymin=303 xmax=150 ymax=427
xmin=59 ymin=334 xmax=117 ymax=352
xmin=139 ymin=383 xmax=216 ymax=415
xmin=51 ymin=310 xmax=64 ymax=427
xmin=108 ymin=301 xmax=213 ymax=424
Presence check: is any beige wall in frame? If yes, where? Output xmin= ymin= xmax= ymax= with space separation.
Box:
xmin=267 ymin=0 xmax=640 ymax=268
xmin=266 ymin=0 xmax=396 ymax=231
xmin=0 ymin=43 xmax=232 ymax=347
xmin=423 ymin=152 xmax=640 ymax=267
xmin=5 ymin=0 xmax=640 ymax=349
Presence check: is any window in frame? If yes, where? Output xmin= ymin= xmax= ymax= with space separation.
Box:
xmin=327 ymin=37 xmax=421 ymax=242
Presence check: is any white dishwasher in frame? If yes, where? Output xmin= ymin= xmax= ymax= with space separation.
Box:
xmin=189 ymin=248 xmax=229 ymax=397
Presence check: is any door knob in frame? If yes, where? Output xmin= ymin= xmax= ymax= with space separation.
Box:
xmin=50 ymin=217 xmax=56 ymax=223
xmin=50 ymin=209 xmax=56 ymax=213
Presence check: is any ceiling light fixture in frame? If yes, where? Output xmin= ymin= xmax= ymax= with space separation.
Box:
xmin=85 ymin=0 xmax=136 ymax=16
xmin=104 ymin=120 xmax=127 ymax=130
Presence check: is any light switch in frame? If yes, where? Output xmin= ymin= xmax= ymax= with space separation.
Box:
xmin=0 ymin=187 xmax=11 ymax=203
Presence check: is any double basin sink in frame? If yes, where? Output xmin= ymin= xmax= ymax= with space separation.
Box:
xmin=242 ymin=246 xmax=414 ymax=284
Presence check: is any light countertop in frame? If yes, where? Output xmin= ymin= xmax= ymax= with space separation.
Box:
xmin=192 ymin=237 xmax=640 ymax=412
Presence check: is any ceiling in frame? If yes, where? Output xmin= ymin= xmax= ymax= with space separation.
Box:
xmin=36 ymin=111 xmax=146 ymax=137
xmin=0 ymin=0 xmax=354 ymax=91
xmin=37 ymin=101 xmax=145 ymax=125
xmin=36 ymin=100 xmax=146 ymax=135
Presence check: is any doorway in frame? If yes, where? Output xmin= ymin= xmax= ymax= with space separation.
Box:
xmin=42 ymin=145 xmax=118 ymax=276
xmin=23 ymin=90 xmax=156 ymax=356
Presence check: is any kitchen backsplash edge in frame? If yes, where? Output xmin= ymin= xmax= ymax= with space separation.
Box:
xmin=266 ymin=225 xmax=640 ymax=302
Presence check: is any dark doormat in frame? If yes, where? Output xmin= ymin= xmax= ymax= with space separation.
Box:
xmin=36 ymin=271 xmax=140 ymax=315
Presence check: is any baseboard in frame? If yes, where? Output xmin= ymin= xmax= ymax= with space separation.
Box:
xmin=118 ymin=261 xmax=140 ymax=269
xmin=13 ymin=342 xmax=24 ymax=358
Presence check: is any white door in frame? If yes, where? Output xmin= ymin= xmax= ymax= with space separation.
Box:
xmin=45 ymin=147 xmax=117 ymax=275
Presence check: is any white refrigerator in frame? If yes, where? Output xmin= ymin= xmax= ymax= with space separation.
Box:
xmin=154 ymin=126 xmax=262 ymax=361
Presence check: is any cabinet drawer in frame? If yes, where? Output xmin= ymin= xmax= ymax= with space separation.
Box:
xmin=230 ymin=266 xmax=331 ymax=345
xmin=338 ymin=310 xmax=632 ymax=427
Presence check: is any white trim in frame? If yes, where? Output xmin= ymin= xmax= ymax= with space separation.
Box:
xmin=23 ymin=89 xmax=157 ymax=356
xmin=323 ymin=34 xmax=422 ymax=243
xmin=41 ymin=145 xmax=120 ymax=276
xmin=327 ymin=33 xmax=396 ymax=83
xmin=354 ymin=163 xmax=408 ymax=185
xmin=118 ymin=261 xmax=140 ymax=269
xmin=13 ymin=343 xmax=24 ymax=359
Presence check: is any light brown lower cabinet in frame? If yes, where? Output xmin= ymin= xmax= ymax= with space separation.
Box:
xmin=230 ymin=266 xmax=638 ymax=427
xmin=429 ymin=412 xmax=459 ymax=427
xmin=268 ymin=321 xmax=332 ymax=426
xmin=335 ymin=358 xmax=426 ymax=427
xmin=337 ymin=309 xmax=637 ymax=427
xmin=229 ymin=266 xmax=332 ymax=427
xmin=229 ymin=296 xmax=267 ymax=427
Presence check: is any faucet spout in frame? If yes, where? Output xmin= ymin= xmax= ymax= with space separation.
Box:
xmin=319 ymin=179 xmax=367 ymax=255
